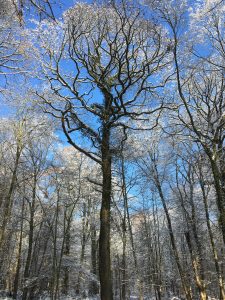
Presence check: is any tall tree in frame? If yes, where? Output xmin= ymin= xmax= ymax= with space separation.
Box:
xmin=34 ymin=2 xmax=168 ymax=298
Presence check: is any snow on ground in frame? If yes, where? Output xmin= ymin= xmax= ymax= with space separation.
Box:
xmin=0 ymin=298 xmax=199 ymax=300
xmin=0 ymin=296 xmax=219 ymax=300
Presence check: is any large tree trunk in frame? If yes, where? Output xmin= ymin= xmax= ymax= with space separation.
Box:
xmin=99 ymin=124 xmax=113 ymax=300
xmin=121 ymin=157 xmax=127 ymax=300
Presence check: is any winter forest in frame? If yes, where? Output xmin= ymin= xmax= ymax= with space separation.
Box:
xmin=0 ymin=0 xmax=224 ymax=299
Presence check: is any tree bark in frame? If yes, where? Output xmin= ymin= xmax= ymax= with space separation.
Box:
xmin=13 ymin=196 xmax=25 ymax=299
xmin=62 ymin=218 xmax=70 ymax=296
xmin=90 ymin=222 xmax=99 ymax=296
xmin=22 ymin=173 xmax=37 ymax=300
xmin=198 ymin=164 xmax=225 ymax=300
xmin=0 ymin=145 xmax=21 ymax=249
xmin=99 ymin=124 xmax=113 ymax=300
xmin=184 ymin=231 xmax=208 ymax=300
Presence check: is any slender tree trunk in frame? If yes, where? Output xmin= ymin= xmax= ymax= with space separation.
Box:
xmin=122 ymin=156 xmax=143 ymax=300
xmin=188 ymin=174 xmax=208 ymax=299
xmin=90 ymin=222 xmax=99 ymax=295
xmin=126 ymin=189 xmax=143 ymax=300
xmin=152 ymin=160 xmax=193 ymax=300
xmin=76 ymin=203 xmax=88 ymax=295
xmin=0 ymin=145 xmax=21 ymax=249
xmin=121 ymin=215 xmax=127 ymax=300
xmin=198 ymin=167 xmax=225 ymax=300
xmin=209 ymin=157 xmax=225 ymax=244
xmin=22 ymin=173 xmax=37 ymax=300
xmin=13 ymin=196 xmax=25 ymax=299
xmin=62 ymin=218 xmax=70 ymax=295
xmin=144 ymin=209 xmax=163 ymax=300
xmin=185 ymin=231 xmax=208 ymax=300
xmin=51 ymin=188 xmax=61 ymax=300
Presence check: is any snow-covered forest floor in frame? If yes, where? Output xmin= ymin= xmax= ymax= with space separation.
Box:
xmin=0 ymin=296 xmax=136 ymax=300
xmin=0 ymin=292 xmax=187 ymax=300
xmin=0 ymin=293 xmax=220 ymax=300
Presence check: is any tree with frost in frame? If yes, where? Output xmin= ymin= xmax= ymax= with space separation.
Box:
xmin=128 ymin=114 xmax=225 ymax=299
xmin=0 ymin=0 xmax=57 ymax=21
xmin=0 ymin=1 xmax=33 ymax=91
xmin=54 ymin=146 xmax=101 ymax=297
xmin=0 ymin=114 xmax=55 ymax=296
xmin=144 ymin=0 xmax=225 ymax=252
xmin=33 ymin=2 xmax=169 ymax=299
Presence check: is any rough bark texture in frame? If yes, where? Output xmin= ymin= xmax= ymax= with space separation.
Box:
xmin=99 ymin=124 xmax=113 ymax=300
